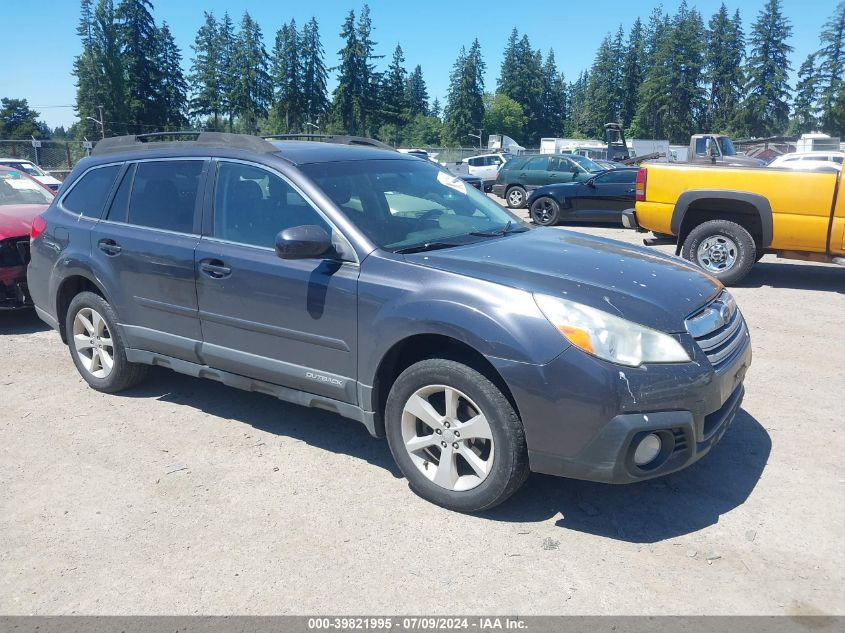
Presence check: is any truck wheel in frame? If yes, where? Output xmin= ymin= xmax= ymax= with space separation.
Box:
xmin=681 ymin=220 xmax=756 ymax=285
xmin=66 ymin=291 xmax=149 ymax=393
xmin=384 ymin=358 xmax=529 ymax=513
xmin=530 ymin=197 xmax=560 ymax=225
xmin=505 ymin=186 xmax=527 ymax=209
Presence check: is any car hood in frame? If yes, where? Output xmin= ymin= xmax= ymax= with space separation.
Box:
xmin=406 ymin=228 xmax=722 ymax=333
xmin=0 ymin=204 xmax=48 ymax=240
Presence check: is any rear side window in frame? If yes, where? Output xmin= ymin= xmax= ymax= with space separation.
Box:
xmin=63 ymin=165 xmax=120 ymax=217
xmin=524 ymin=156 xmax=549 ymax=171
xmin=105 ymin=163 xmax=136 ymax=223
xmin=127 ymin=160 xmax=203 ymax=233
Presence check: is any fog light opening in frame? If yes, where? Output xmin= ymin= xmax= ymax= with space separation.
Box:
xmin=633 ymin=433 xmax=662 ymax=466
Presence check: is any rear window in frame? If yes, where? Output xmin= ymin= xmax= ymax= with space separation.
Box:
xmin=0 ymin=170 xmax=54 ymax=206
xmin=62 ymin=165 xmax=120 ymax=217
xmin=126 ymin=160 xmax=203 ymax=233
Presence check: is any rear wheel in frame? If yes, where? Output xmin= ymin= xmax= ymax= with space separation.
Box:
xmin=385 ymin=358 xmax=529 ymax=512
xmin=66 ymin=291 xmax=148 ymax=393
xmin=681 ymin=219 xmax=756 ymax=285
xmin=530 ymin=197 xmax=561 ymax=226
xmin=505 ymin=186 xmax=527 ymax=209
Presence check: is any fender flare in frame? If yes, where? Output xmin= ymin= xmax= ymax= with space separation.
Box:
xmin=671 ymin=190 xmax=774 ymax=248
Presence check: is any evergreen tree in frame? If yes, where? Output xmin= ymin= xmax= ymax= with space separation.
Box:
xmin=496 ymin=31 xmax=544 ymax=144
xmin=406 ymin=65 xmax=429 ymax=117
xmin=230 ymin=12 xmax=272 ymax=134
xmin=189 ymin=12 xmax=223 ymax=129
xmin=356 ymin=4 xmax=382 ymax=135
xmin=444 ymin=40 xmax=485 ymax=145
xmin=217 ymin=12 xmax=237 ymax=131
xmin=156 ymin=21 xmax=188 ymax=129
xmin=584 ymin=33 xmax=622 ymax=137
xmin=706 ymin=4 xmax=745 ymax=133
xmin=430 ymin=98 xmax=441 ymax=120
xmin=301 ymin=17 xmax=329 ymax=129
xmin=0 ymin=99 xmax=43 ymax=139
xmin=379 ymin=44 xmax=409 ymax=134
xmin=739 ymin=0 xmax=793 ymax=137
xmin=331 ymin=10 xmax=362 ymax=134
xmin=540 ymin=50 xmax=567 ymax=137
xmin=621 ymin=18 xmax=645 ymax=129
xmin=116 ymin=0 xmax=161 ymax=132
xmin=566 ymin=71 xmax=590 ymax=137
xmin=270 ymin=20 xmax=304 ymax=133
xmin=790 ymin=54 xmax=821 ymax=134
xmin=817 ymin=1 xmax=845 ymax=133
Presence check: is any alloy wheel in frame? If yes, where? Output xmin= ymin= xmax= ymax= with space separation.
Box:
xmin=72 ymin=307 xmax=115 ymax=379
xmin=401 ymin=384 xmax=495 ymax=492
xmin=507 ymin=189 xmax=524 ymax=207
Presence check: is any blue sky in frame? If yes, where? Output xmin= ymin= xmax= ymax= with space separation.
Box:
xmin=1 ymin=0 xmax=835 ymax=129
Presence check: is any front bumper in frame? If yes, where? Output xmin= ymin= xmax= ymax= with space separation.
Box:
xmin=0 ymin=266 xmax=31 ymax=310
xmin=490 ymin=333 xmax=752 ymax=484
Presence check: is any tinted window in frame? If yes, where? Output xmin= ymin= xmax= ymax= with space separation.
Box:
xmin=595 ymin=170 xmax=637 ymax=184
xmin=128 ymin=160 xmax=203 ymax=233
xmin=105 ymin=163 xmax=136 ymax=223
xmin=213 ymin=162 xmax=330 ymax=248
xmin=524 ymin=156 xmax=549 ymax=171
xmin=63 ymin=165 xmax=120 ymax=217
xmin=833 ymin=156 xmax=843 ymax=164
xmin=467 ymin=158 xmax=480 ymax=167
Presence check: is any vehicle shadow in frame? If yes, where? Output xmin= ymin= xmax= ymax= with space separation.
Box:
xmin=483 ymin=409 xmax=771 ymax=543
xmin=736 ymin=260 xmax=844 ymax=292
xmin=0 ymin=309 xmax=50 ymax=335
xmin=121 ymin=367 xmax=402 ymax=477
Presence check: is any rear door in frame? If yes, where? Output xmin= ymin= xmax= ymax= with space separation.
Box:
xmin=194 ymin=160 xmax=359 ymax=403
xmin=520 ymin=155 xmax=550 ymax=189
xmin=91 ymin=158 xmax=208 ymax=362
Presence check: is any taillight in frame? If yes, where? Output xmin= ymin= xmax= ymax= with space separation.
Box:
xmin=635 ymin=168 xmax=647 ymax=202
xmin=30 ymin=215 xmax=47 ymax=241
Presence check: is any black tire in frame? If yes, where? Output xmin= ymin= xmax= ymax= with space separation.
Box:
xmin=505 ymin=185 xmax=527 ymax=209
xmin=384 ymin=358 xmax=529 ymax=513
xmin=681 ymin=219 xmax=756 ymax=286
xmin=65 ymin=291 xmax=148 ymax=393
xmin=530 ymin=196 xmax=561 ymax=226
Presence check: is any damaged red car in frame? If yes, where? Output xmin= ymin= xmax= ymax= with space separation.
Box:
xmin=0 ymin=166 xmax=55 ymax=309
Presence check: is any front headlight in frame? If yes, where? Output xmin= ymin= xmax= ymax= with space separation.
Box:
xmin=534 ymin=294 xmax=691 ymax=367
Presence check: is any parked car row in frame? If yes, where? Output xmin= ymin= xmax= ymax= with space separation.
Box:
xmin=0 ymin=158 xmax=63 ymax=192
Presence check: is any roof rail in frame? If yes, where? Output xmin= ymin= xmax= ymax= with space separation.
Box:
xmin=264 ymin=134 xmax=396 ymax=151
xmin=91 ymin=131 xmax=279 ymax=156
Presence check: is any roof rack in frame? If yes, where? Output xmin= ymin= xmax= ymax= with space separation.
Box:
xmin=264 ymin=134 xmax=396 ymax=151
xmin=91 ymin=131 xmax=279 ymax=156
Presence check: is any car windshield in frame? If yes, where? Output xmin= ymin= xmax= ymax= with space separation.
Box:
xmin=1 ymin=161 xmax=45 ymax=177
xmin=567 ymin=154 xmax=604 ymax=172
xmin=0 ymin=170 xmax=54 ymax=205
xmin=718 ymin=137 xmax=737 ymax=156
xmin=301 ymin=158 xmax=524 ymax=252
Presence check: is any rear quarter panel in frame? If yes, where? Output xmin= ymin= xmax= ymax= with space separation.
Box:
xmin=636 ymin=163 xmax=839 ymax=252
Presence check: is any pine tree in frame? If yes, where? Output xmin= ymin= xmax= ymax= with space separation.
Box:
xmin=495 ymin=31 xmax=544 ymax=144
xmin=444 ymin=40 xmax=485 ymax=145
xmin=217 ymin=12 xmax=237 ymax=131
xmin=230 ymin=12 xmax=272 ymax=134
xmin=301 ymin=17 xmax=329 ymax=129
xmin=540 ymin=50 xmax=566 ymax=137
xmin=331 ymin=10 xmax=362 ymax=134
xmin=405 ymin=65 xmax=429 ymax=117
xmin=739 ymin=0 xmax=793 ymax=137
xmin=74 ymin=0 xmax=104 ymax=137
xmin=156 ymin=21 xmax=187 ymax=130
xmin=818 ymin=1 xmax=845 ymax=133
xmin=584 ymin=33 xmax=622 ymax=137
xmin=567 ymin=71 xmax=590 ymax=137
xmin=379 ymin=44 xmax=409 ymax=137
xmin=270 ymin=20 xmax=304 ymax=133
xmin=430 ymin=98 xmax=441 ymax=120
xmin=189 ymin=12 xmax=223 ymax=129
xmin=356 ymin=4 xmax=382 ymax=135
xmin=790 ymin=54 xmax=821 ymax=134
xmin=116 ymin=0 xmax=161 ymax=133
xmin=706 ymin=5 xmax=745 ymax=133
xmin=621 ymin=18 xmax=645 ymax=129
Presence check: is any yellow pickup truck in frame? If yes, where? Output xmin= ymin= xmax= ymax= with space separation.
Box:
xmin=623 ymin=162 xmax=845 ymax=284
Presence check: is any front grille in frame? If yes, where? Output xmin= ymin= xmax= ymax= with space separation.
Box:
xmin=686 ymin=290 xmax=749 ymax=371
xmin=0 ymin=237 xmax=28 ymax=267
xmin=15 ymin=239 xmax=30 ymax=264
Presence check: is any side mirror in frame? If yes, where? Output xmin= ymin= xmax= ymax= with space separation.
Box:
xmin=586 ymin=178 xmax=596 ymax=187
xmin=275 ymin=225 xmax=333 ymax=260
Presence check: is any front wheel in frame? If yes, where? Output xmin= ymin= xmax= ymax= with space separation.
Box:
xmin=505 ymin=186 xmax=527 ymax=209
xmin=681 ymin=219 xmax=756 ymax=285
xmin=384 ymin=358 xmax=529 ymax=512
xmin=530 ymin=197 xmax=561 ymax=226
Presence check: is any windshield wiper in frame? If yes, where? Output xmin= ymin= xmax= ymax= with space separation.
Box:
xmin=469 ymin=221 xmax=528 ymax=237
xmin=394 ymin=241 xmax=465 ymax=254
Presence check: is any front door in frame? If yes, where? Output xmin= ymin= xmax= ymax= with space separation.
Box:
xmin=574 ymin=170 xmax=637 ymax=221
xmin=546 ymin=156 xmax=578 ymax=186
xmin=194 ymin=160 xmax=359 ymax=404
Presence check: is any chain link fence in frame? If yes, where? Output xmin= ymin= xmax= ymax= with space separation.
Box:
xmin=0 ymin=140 xmax=93 ymax=181
xmin=412 ymin=146 xmax=540 ymax=164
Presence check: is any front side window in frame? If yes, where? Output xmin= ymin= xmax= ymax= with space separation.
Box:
xmin=301 ymin=159 xmax=523 ymax=252
xmin=568 ymin=154 xmax=604 ymax=172
xmin=62 ymin=164 xmax=120 ymax=217
xmin=0 ymin=170 xmax=54 ymax=206
xmin=127 ymin=160 xmax=203 ymax=233
xmin=595 ymin=170 xmax=637 ymax=184
xmin=213 ymin=162 xmax=331 ymax=248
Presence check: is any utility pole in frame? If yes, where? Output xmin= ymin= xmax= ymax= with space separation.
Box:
xmin=87 ymin=106 xmax=105 ymax=139
xmin=467 ymin=128 xmax=484 ymax=151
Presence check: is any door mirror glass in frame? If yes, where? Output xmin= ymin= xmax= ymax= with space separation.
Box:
xmin=275 ymin=225 xmax=333 ymax=260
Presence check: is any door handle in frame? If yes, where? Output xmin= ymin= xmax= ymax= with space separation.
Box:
xmin=98 ymin=238 xmax=122 ymax=255
xmin=199 ymin=259 xmax=232 ymax=279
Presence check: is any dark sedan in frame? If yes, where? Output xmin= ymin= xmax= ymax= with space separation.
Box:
xmin=527 ymin=167 xmax=638 ymax=226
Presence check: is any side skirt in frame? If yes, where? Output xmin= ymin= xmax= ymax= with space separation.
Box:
xmin=125 ymin=348 xmax=379 ymax=438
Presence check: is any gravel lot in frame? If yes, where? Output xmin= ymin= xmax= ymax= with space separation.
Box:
xmin=1 ymin=214 xmax=843 ymax=616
